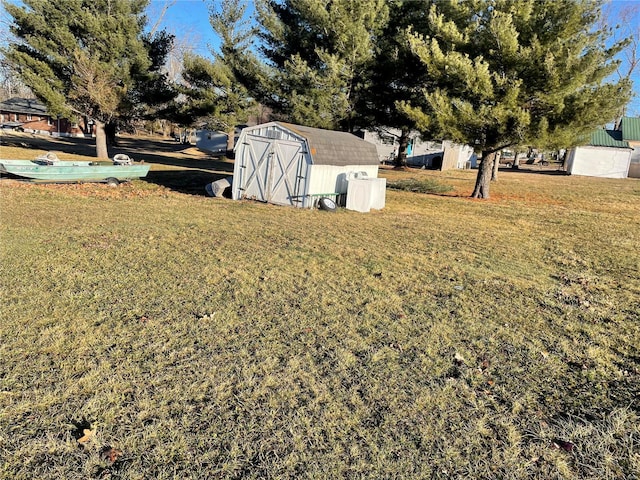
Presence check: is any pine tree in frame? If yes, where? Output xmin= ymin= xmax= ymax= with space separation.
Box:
xmin=180 ymin=54 xmax=254 ymax=151
xmin=124 ymin=29 xmax=177 ymax=139
xmin=359 ymin=0 xmax=434 ymax=167
xmin=254 ymin=0 xmax=389 ymax=130
xmin=179 ymin=0 xmax=256 ymax=151
xmin=399 ymin=0 xmax=632 ymax=198
xmin=3 ymin=0 xmax=159 ymax=159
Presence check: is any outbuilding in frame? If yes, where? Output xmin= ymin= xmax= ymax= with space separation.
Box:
xmin=565 ymin=129 xmax=632 ymax=179
xmin=441 ymin=141 xmax=477 ymax=170
xmin=232 ymin=122 xmax=384 ymax=210
xmin=619 ymin=117 xmax=640 ymax=178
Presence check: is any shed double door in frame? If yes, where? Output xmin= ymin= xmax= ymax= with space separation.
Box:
xmin=238 ymin=134 xmax=309 ymax=206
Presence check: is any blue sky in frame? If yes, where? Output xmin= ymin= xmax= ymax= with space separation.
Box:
xmin=149 ymin=0 xmax=640 ymax=116
xmin=146 ymin=0 xmax=223 ymax=56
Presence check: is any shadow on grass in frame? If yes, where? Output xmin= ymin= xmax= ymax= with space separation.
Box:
xmin=1 ymin=131 xmax=98 ymax=157
xmin=1 ymin=131 xmax=236 ymax=196
xmin=499 ymin=165 xmax=568 ymax=175
xmin=145 ymin=169 xmax=232 ymax=196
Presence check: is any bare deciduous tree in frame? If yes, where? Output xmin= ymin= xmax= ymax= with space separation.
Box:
xmin=604 ymin=2 xmax=640 ymax=118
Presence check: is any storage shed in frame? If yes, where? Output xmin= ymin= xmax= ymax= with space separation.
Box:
xmin=619 ymin=117 xmax=640 ymax=178
xmin=232 ymin=122 xmax=384 ymax=209
xmin=565 ymin=129 xmax=632 ymax=179
xmin=441 ymin=141 xmax=477 ymax=170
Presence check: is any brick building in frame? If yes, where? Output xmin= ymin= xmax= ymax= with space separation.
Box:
xmin=0 ymin=97 xmax=92 ymax=137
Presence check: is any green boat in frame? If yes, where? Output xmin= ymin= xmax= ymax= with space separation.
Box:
xmin=0 ymin=154 xmax=150 ymax=184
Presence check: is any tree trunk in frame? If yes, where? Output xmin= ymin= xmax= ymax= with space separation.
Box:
xmin=492 ymin=151 xmax=500 ymax=181
xmin=395 ymin=127 xmax=409 ymax=168
xmin=95 ymin=121 xmax=110 ymax=159
xmin=105 ymin=121 xmax=118 ymax=148
xmin=471 ymin=151 xmax=496 ymax=199
xmin=226 ymin=127 xmax=235 ymax=152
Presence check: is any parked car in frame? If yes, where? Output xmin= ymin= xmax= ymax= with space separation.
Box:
xmin=525 ymin=153 xmax=550 ymax=166
xmin=499 ymin=150 xmax=515 ymax=166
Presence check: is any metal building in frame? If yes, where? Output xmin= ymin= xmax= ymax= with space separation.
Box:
xmin=565 ymin=129 xmax=632 ymax=179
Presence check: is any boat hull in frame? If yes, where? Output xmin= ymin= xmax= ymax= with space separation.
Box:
xmin=0 ymin=159 xmax=150 ymax=182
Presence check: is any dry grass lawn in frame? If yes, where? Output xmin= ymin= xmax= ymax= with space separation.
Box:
xmin=1 ymin=132 xmax=639 ymax=479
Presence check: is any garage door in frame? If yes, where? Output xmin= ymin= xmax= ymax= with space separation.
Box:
xmin=237 ymin=134 xmax=309 ymax=206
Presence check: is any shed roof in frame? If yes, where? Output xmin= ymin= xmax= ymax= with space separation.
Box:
xmin=589 ymin=129 xmax=630 ymax=148
xmin=620 ymin=117 xmax=640 ymax=141
xmin=0 ymin=97 xmax=48 ymax=116
xmin=277 ymin=122 xmax=379 ymax=166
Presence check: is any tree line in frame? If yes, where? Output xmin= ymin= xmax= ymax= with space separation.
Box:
xmin=2 ymin=0 xmax=634 ymax=198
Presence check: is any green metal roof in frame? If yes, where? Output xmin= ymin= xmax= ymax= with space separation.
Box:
xmin=589 ymin=129 xmax=630 ymax=148
xmin=620 ymin=117 xmax=640 ymax=141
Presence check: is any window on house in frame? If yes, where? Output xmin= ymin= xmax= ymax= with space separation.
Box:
xmin=27 ymin=114 xmax=32 ymax=121
xmin=380 ymin=135 xmax=395 ymax=145
xmin=47 ymin=117 xmax=53 ymax=126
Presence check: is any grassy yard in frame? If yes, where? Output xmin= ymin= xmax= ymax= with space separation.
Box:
xmin=1 ymin=136 xmax=639 ymax=478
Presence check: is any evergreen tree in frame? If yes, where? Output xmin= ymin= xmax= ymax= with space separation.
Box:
xmin=2 ymin=0 xmax=159 ymax=159
xmin=103 ymin=29 xmax=177 ymax=145
xmin=124 ymin=29 xmax=178 ymax=137
xmin=255 ymin=0 xmax=389 ymax=130
xmin=359 ymin=0 xmax=433 ymax=167
xmin=399 ymin=0 xmax=631 ymax=198
xmin=179 ymin=0 xmax=256 ymax=150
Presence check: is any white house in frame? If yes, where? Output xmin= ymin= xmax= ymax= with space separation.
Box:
xmin=354 ymin=128 xmax=444 ymax=165
xmin=355 ymin=127 xmax=476 ymax=170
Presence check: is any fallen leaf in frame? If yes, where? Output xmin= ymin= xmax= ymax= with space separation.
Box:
xmin=77 ymin=428 xmax=95 ymax=446
xmin=454 ymin=352 xmax=466 ymax=365
xmin=551 ymin=439 xmax=575 ymax=452
xmin=100 ymin=447 xmax=123 ymax=463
